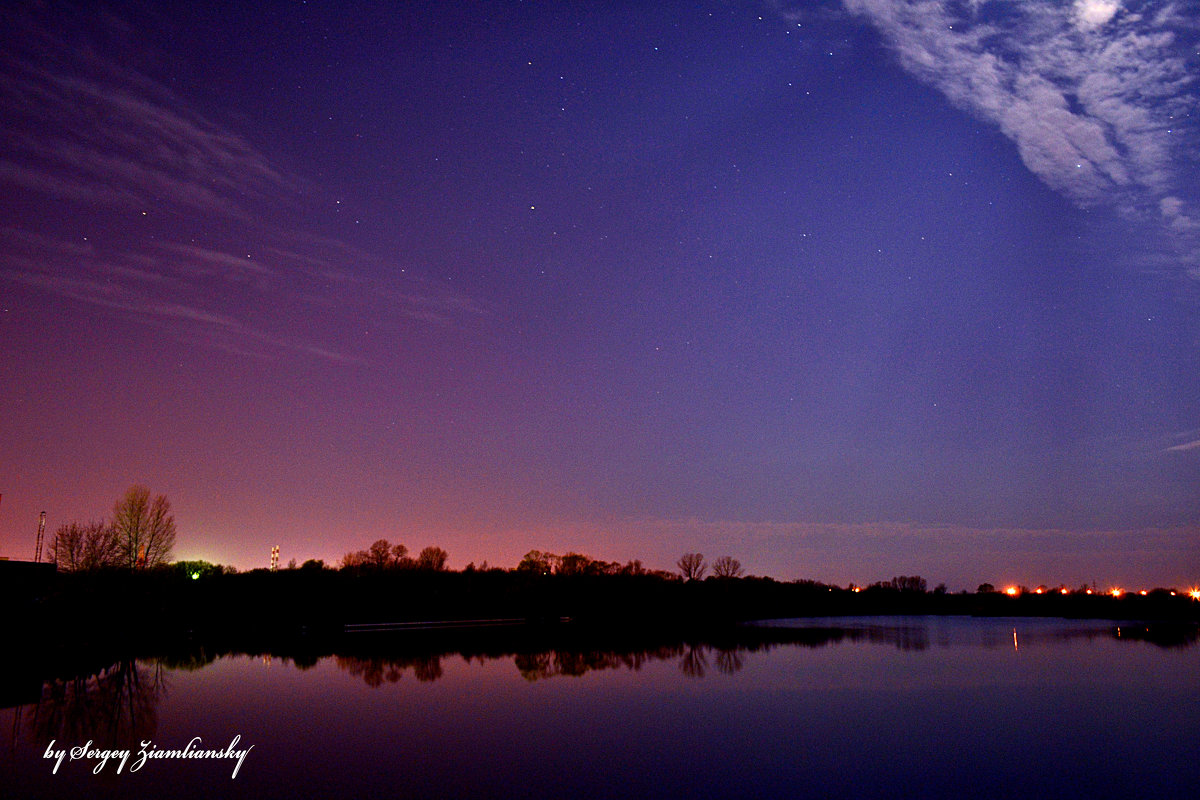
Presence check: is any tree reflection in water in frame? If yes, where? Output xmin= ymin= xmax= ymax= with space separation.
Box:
xmin=713 ymin=647 xmax=744 ymax=676
xmin=514 ymin=644 xmax=686 ymax=681
xmin=11 ymin=621 xmax=1192 ymax=723
xmin=678 ymin=645 xmax=708 ymax=679
xmin=333 ymin=641 xmax=752 ymax=686
xmin=334 ymin=654 xmax=445 ymax=686
xmin=328 ymin=621 xmax=1194 ymax=687
xmin=24 ymin=660 xmax=166 ymax=750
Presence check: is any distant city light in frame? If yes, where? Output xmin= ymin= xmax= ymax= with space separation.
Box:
xmin=1110 ymin=588 xmax=1123 ymax=598
xmin=1005 ymin=587 xmax=1018 ymax=596
xmin=191 ymin=571 xmax=200 ymax=580
xmin=1139 ymin=590 xmax=1147 ymax=596
xmin=1060 ymin=588 xmax=1069 ymax=595
xmin=1190 ymin=589 xmax=1200 ymax=601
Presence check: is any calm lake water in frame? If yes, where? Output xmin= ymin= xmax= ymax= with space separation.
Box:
xmin=4 ymin=616 xmax=1199 ymax=799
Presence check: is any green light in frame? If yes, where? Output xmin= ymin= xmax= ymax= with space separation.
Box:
xmin=191 ymin=571 xmax=200 ymax=580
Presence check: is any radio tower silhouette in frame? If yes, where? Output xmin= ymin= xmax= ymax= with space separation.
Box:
xmin=34 ymin=511 xmax=46 ymax=562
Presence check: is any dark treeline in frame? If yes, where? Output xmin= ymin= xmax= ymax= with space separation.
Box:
xmin=6 ymin=538 xmax=1200 ymax=662
xmin=24 ymin=500 xmax=1198 ymax=650
xmin=6 ymin=553 xmax=1200 ymax=659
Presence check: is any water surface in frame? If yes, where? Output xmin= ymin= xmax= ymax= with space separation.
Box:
xmin=4 ymin=616 xmax=1198 ymax=799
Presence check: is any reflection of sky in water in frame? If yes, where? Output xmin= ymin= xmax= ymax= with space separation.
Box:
xmin=3 ymin=617 xmax=1199 ymax=799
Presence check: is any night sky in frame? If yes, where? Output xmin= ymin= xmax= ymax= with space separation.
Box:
xmin=2 ymin=0 xmax=1198 ymax=589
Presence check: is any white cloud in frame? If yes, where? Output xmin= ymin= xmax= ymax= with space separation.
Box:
xmin=1160 ymin=195 xmax=1200 ymax=233
xmin=1073 ymin=0 xmax=1121 ymax=31
xmin=831 ymin=1 xmax=1199 ymax=276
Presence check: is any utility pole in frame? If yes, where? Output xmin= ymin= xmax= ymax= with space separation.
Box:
xmin=34 ymin=511 xmax=46 ymax=562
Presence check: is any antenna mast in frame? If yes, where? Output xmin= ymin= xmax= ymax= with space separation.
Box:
xmin=34 ymin=511 xmax=46 ymax=562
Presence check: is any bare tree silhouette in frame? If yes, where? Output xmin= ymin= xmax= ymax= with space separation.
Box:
xmin=111 ymin=486 xmax=176 ymax=569
xmin=48 ymin=521 xmax=120 ymax=572
xmin=677 ymin=553 xmax=707 ymax=581
xmin=711 ymin=556 xmax=744 ymax=579
xmin=416 ymin=546 xmax=449 ymax=571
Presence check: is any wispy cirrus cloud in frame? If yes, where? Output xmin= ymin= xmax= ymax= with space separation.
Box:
xmin=0 ymin=10 xmax=484 ymax=364
xmin=0 ymin=42 xmax=293 ymax=217
xmin=781 ymin=1 xmax=1200 ymax=274
xmin=0 ymin=225 xmax=485 ymax=365
xmin=0 ymin=229 xmax=355 ymax=364
xmin=260 ymin=236 xmax=491 ymax=324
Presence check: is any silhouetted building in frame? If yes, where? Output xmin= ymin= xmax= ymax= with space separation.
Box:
xmin=0 ymin=558 xmax=57 ymax=599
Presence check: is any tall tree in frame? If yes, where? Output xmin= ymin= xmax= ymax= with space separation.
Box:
xmin=366 ymin=538 xmax=393 ymax=569
xmin=888 ymin=575 xmax=927 ymax=592
xmin=556 ymin=552 xmax=595 ymax=576
xmin=49 ymin=522 xmax=87 ymax=572
xmin=415 ymin=546 xmax=449 ymax=571
xmin=111 ymin=485 xmax=176 ymax=569
xmin=711 ymin=556 xmax=744 ymax=579
xmin=516 ymin=550 xmax=558 ymax=574
xmin=81 ymin=522 xmax=120 ymax=570
xmin=677 ymin=552 xmax=707 ymax=581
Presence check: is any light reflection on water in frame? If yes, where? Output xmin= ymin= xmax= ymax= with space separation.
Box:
xmin=3 ymin=617 xmax=1199 ymax=799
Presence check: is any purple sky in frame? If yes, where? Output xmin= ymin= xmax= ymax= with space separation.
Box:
xmin=2 ymin=0 xmax=1198 ymax=590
